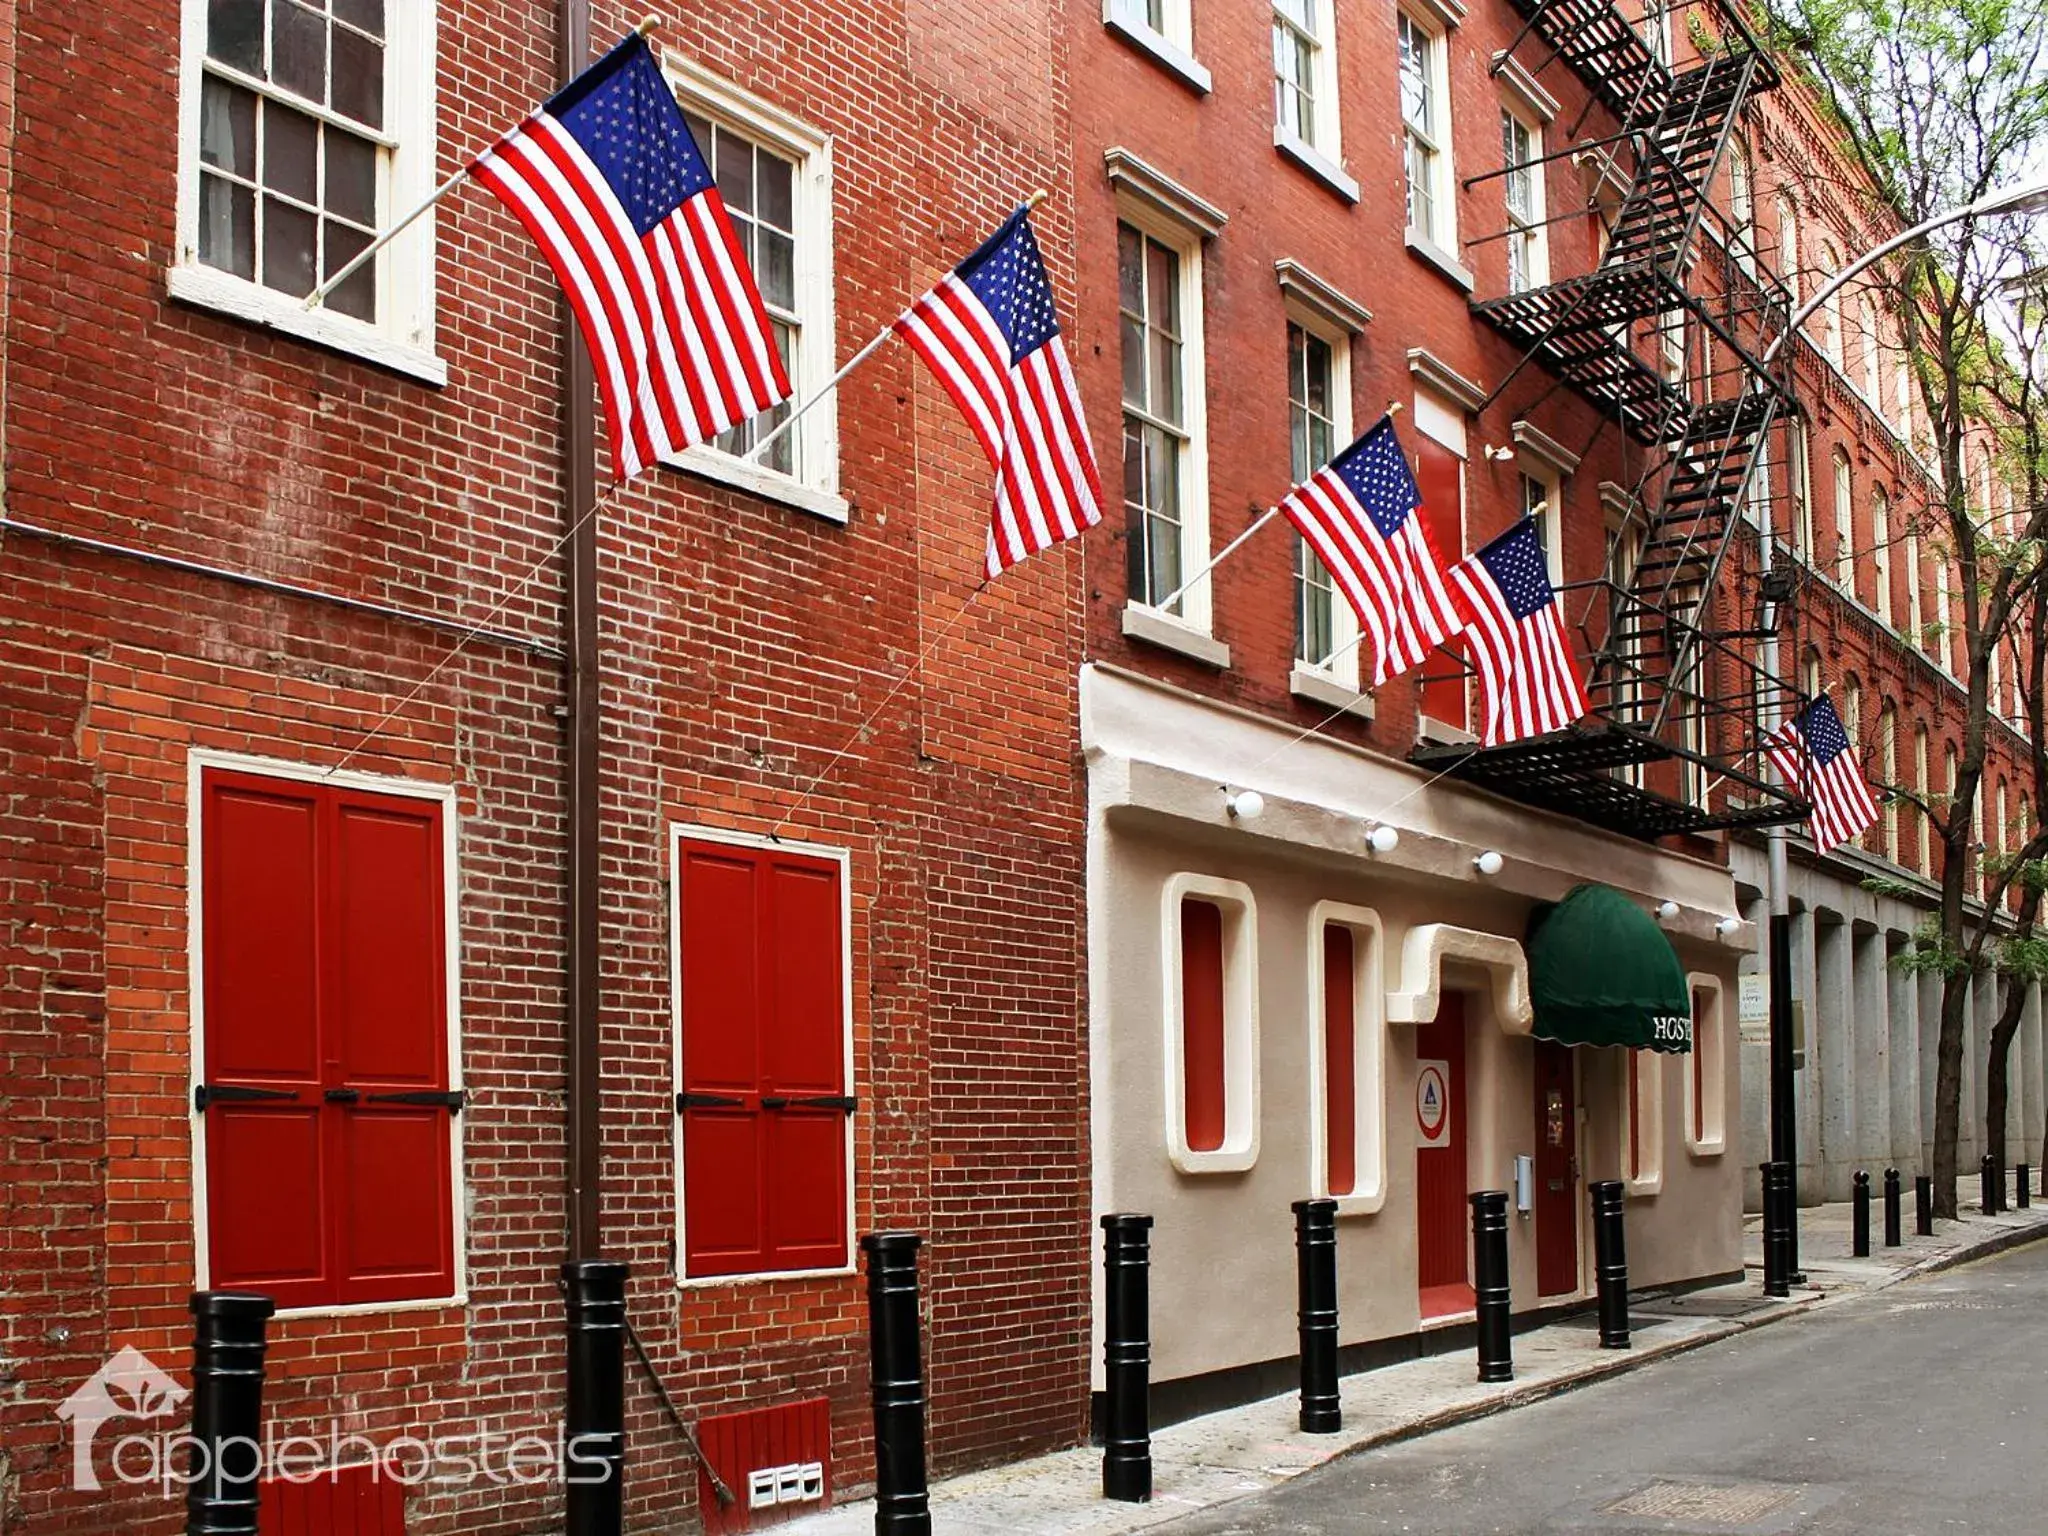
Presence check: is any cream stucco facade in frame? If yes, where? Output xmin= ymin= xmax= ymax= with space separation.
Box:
xmin=1084 ymin=664 xmax=1749 ymax=1395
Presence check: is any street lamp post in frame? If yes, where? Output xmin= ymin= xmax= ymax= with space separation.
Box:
xmin=1751 ymin=176 xmax=2048 ymax=1249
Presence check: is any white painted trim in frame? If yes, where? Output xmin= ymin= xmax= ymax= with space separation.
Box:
xmin=1307 ymin=903 xmax=1388 ymax=1216
xmin=1103 ymin=0 xmax=1209 ymax=92
xmin=1161 ymin=873 xmax=1260 ymax=1174
xmin=1683 ymin=972 xmax=1729 ymax=1156
xmin=1408 ymin=350 xmax=1488 ymax=417
xmin=1274 ymin=129 xmax=1360 ymax=204
xmin=1273 ymin=259 xmax=1372 ymax=334
xmin=1492 ymin=53 xmax=1559 ymax=121
xmin=1271 ymin=0 xmax=1346 ymax=168
xmin=1511 ymin=419 xmax=1580 ymax=477
xmin=1386 ymin=924 xmax=1533 ymax=1033
xmin=1405 ymin=231 xmax=1476 ymax=292
xmin=172 ymin=0 xmax=441 ymax=371
xmin=1122 ymin=603 xmax=1230 ymax=667
xmin=1499 ymin=102 xmax=1550 ymax=289
xmin=670 ymin=823 xmax=857 ymax=1287
xmin=1282 ymin=306 xmax=1359 ymax=689
xmin=1289 ymin=665 xmax=1373 ymax=717
xmin=1620 ymin=1048 xmax=1665 ymax=1195
xmin=661 ymin=59 xmax=838 ymax=501
xmin=186 ymin=749 xmax=466 ymax=1307
xmin=1103 ymin=148 xmax=1228 ymax=239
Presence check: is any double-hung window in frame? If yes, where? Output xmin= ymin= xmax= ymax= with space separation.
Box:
xmin=1289 ymin=320 xmax=1358 ymax=685
xmin=1776 ymin=199 xmax=1801 ymax=305
xmin=1860 ymin=296 xmax=1883 ymax=402
xmin=1272 ymin=1 xmax=1326 ymax=148
xmin=1872 ymin=486 xmax=1893 ymax=622
xmin=669 ymin=67 xmax=840 ymax=519
xmin=1523 ymin=469 xmax=1562 ymax=584
xmin=674 ymin=833 xmax=853 ymax=1280
xmin=1501 ymin=110 xmax=1547 ymax=292
xmin=194 ymin=763 xmax=461 ymax=1310
xmin=1399 ymin=13 xmax=1452 ymax=250
xmin=177 ymin=0 xmax=438 ymax=377
xmin=1728 ymin=141 xmax=1756 ymax=274
xmin=1832 ymin=449 xmax=1854 ymax=586
xmin=1121 ymin=220 xmax=1207 ymax=624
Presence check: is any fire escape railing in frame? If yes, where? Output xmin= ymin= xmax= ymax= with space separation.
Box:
xmin=1416 ymin=0 xmax=1810 ymax=841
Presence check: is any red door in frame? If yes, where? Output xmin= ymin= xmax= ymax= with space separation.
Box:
xmin=1534 ymin=1040 xmax=1579 ymax=1297
xmin=259 ymin=1464 xmax=404 ymax=1534
xmin=1414 ymin=436 xmax=1467 ymax=731
xmin=1415 ymin=997 xmax=1471 ymax=1317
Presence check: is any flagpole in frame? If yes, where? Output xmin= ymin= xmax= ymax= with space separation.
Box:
xmin=741 ymin=186 xmax=1052 ymax=466
xmin=1148 ymin=401 xmax=1406 ymax=616
xmin=304 ymin=14 xmax=664 ymax=313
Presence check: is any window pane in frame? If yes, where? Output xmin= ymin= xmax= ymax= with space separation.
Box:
xmin=758 ymin=228 xmax=795 ymax=312
xmin=263 ymin=100 xmax=319 ymax=203
xmin=330 ymin=25 xmax=385 ymax=130
xmin=271 ymin=0 xmax=328 ymax=104
xmin=683 ymin=111 xmax=713 ymax=161
xmin=262 ymin=194 xmax=318 ymax=296
xmin=207 ymin=0 xmax=264 ymax=73
xmin=757 ymin=154 xmax=794 ymax=231
xmin=200 ymin=172 xmax=256 ymax=279
xmin=200 ymin=76 xmax=257 ymax=179
xmin=1145 ymin=240 xmax=1178 ymax=333
xmin=1149 ymin=329 xmax=1181 ymax=425
xmin=333 ymin=0 xmax=384 ymax=36
xmin=1303 ymin=332 xmax=1330 ymax=416
xmin=325 ymin=128 xmax=378 ymax=227
xmin=323 ymin=219 xmax=376 ymax=319
xmin=1120 ymin=313 xmax=1147 ymax=408
xmin=1117 ymin=223 xmax=1144 ymax=315
xmin=716 ymin=136 xmax=752 ymax=216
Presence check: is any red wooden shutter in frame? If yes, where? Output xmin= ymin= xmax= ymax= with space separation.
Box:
xmin=679 ymin=840 xmax=849 ymax=1278
xmin=331 ymin=792 xmax=453 ymax=1305
xmin=1414 ymin=437 xmax=1467 ymax=730
xmin=679 ymin=846 xmax=768 ymax=1277
xmin=762 ymin=857 xmax=848 ymax=1272
xmin=1322 ymin=926 xmax=1356 ymax=1197
xmin=1180 ymin=899 xmax=1227 ymax=1154
xmin=202 ymin=775 xmax=329 ymax=1308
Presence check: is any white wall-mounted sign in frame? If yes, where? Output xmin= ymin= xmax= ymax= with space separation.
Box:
xmin=1416 ymin=1060 xmax=1451 ymax=1148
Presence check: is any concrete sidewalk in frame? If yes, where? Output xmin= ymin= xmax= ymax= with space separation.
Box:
xmin=788 ymin=1183 xmax=2048 ymax=1536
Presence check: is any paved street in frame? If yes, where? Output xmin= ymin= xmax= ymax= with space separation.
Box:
xmin=1156 ymin=1239 xmax=2048 ymax=1536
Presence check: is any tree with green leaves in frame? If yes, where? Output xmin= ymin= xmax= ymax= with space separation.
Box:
xmin=1760 ymin=0 xmax=2048 ymax=1214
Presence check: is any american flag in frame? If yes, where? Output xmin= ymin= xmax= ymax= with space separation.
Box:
xmin=475 ymin=34 xmax=791 ymax=481
xmin=1274 ymin=415 xmax=1461 ymax=686
xmin=1449 ymin=518 xmax=1588 ymax=746
xmin=1765 ymin=694 xmax=1879 ymax=853
xmin=894 ymin=208 xmax=1103 ymax=578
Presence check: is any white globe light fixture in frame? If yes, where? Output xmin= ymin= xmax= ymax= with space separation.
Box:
xmin=1365 ymin=823 xmax=1400 ymax=855
xmin=1226 ymin=789 xmax=1265 ymax=822
xmin=1473 ymin=850 xmax=1504 ymax=877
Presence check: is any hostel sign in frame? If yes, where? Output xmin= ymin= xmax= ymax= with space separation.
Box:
xmin=1415 ymin=1061 xmax=1451 ymax=1148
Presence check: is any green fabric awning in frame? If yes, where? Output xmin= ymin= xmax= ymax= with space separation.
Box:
xmin=1527 ymin=883 xmax=1693 ymax=1053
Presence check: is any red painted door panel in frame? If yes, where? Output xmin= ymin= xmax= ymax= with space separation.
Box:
xmin=1534 ymin=1040 xmax=1579 ymax=1296
xmin=259 ymin=1463 xmax=405 ymax=1534
xmin=1180 ymin=899 xmax=1227 ymax=1153
xmin=697 ymin=1398 xmax=832 ymax=1533
xmin=1415 ymin=997 xmax=1471 ymax=1317
xmin=1322 ymin=926 xmax=1356 ymax=1198
xmin=679 ymin=840 xmax=849 ymax=1278
xmin=201 ymin=770 xmax=454 ymax=1309
xmin=1414 ymin=437 xmax=1468 ymax=731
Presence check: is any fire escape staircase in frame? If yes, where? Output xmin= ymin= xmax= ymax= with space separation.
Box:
xmin=1414 ymin=0 xmax=1808 ymax=841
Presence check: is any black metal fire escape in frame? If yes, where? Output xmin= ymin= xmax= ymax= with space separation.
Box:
xmin=1413 ymin=0 xmax=1810 ymax=841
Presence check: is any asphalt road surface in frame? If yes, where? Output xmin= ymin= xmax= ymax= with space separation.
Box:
xmin=1157 ymin=1238 xmax=2048 ymax=1535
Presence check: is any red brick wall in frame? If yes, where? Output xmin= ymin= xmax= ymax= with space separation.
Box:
xmin=0 ymin=1 xmax=1091 ymax=1531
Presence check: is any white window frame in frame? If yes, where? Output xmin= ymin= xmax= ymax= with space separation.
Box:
xmin=1118 ymin=201 xmax=1213 ymax=637
xmin=1162 ymin=873 xmax=1259 ymax=1174
xmin=1906 ymin=525 xmax=1925 ymax=642
xmin=668 ymin=823 xmax=857 ymax=1287
xmin=1818 ymin=241 xmax=1844 ymax=366
xmin=1872 ymin=485 xmax=1893 ymax=623
xmin=1776 ymin=197 xmax=1801 ymax=305
xmin=1728 ymin=140 xmax=1756 ymax=274
xmin=663 ymin=61 xmax=844 ymax=525
xmin=1682 ymin=975 xmax=1727 ymax=1156
xmin=1915 ymin=728 xmax=1932 ymax=877
xmin=1832 ymin=449 xmax=1854 ymax=587
xmin=1935 ymin=554 xmax=1954 ymax=673
xmin=1619 ymin=1048 xmax=1664 ymax=1195
xmin=1787 ymin=416 xmax=1812 ymax=557
xmin=1880 ymin=705 xmax=1899 ymax=858
xmin=1522 ymin=465 xmax=1563 ymax=585
xmin=1860 ymin=294 xmax=1883 ymax=404
xmin=1307 ymin=903 xmax=1387 ymax=1216
xmin=1501 ymin=105 xmax=1549 ymax=293
xmin=1286 ymin=310 xmax=1360 ymax=689
xmin=171 ymin=0 xmax=443 ymax=384
xmin=1104 ymin=0 xmax=1211 ymax=93
xmin=186 ymin=748 xmax=467 ymax=1317
xmin=1398 ymin=8 xmax=1457 ymax=257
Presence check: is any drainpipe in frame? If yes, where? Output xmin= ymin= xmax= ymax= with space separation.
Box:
xmin=559 ymin=0 xmax=603 ymax=1261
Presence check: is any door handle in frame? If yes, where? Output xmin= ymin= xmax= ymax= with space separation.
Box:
xmin=1547 ymin=1179 xmax=1566 ymax=1192
xmin=193 ymin=1084 xmax=301 ymax=1112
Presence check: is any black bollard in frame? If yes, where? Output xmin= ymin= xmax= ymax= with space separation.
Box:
xmin=1292 ymin=1199 xmax=1341 ymax=1434
xmin=2018 ymin=1164 xmax=2031 ymax=1210
xmin=1590 ymin=1180 xmax=1630 ymax=1350
xmin=562 ymin=1259 xmax=628 ymax=1536
xmin=1982 ymin=1153 xmax=1999 ymax=1215
xmin=1851 ymin=1170 xmax=1871 ymax=1257
xmin=1915 ymin=1173 xmax=1934 ymax=1236
xmin=1100 ymin=1215 xmax=1154 ymax=1503
xmin=186 ymin=1292 xmax=275 ymax=1536
xmin=1883 ymin=1168 xmax=1902 ymax=1247
xmin=1761 ymin=1162 xmax=1792 ymax=1297
xmin=1470 ymin=1192 xmax=1513 ymax=1383
xmin=862 ymin=1234 xmax=931 ymax=1534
